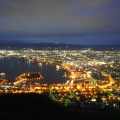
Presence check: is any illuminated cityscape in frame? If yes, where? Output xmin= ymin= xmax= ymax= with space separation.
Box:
xmin=0 ymin=48 xmax=120 ymax=110
xmin=0 ymin=0 xmax=120 ymax=119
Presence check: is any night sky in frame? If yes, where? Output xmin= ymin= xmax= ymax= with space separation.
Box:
xmin=0 ymin=0 xmax=120 ymax=45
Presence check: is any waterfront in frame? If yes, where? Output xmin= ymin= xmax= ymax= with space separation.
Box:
xmin=0 ymin=48 xmax=120 ymax=110
xmin=0 ymin=57 xmax=66 ymax=84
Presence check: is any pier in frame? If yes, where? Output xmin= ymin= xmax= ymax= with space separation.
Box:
xmin=14 ymin=72 xmax=43 ymax=85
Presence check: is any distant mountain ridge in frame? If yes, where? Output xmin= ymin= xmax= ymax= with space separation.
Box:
xmin=0 ymin=40 xmax=120 ymax=50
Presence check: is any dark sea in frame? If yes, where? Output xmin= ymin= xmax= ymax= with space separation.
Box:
xmin=0 ymin=57 xmax=67 ymax=84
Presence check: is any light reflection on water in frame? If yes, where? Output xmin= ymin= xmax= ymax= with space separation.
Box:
xmin=0 ymin=57 xmax=66 ymax=84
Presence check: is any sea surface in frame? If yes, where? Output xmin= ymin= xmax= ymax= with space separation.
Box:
xmin=0 ymin=57 xmax=67 ymax=84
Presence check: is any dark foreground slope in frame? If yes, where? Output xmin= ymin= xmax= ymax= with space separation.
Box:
xmin=0 ymin=93 xmax=119 ymax=120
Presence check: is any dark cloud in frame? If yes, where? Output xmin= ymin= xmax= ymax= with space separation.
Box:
xmin=0 ymin=0 xmax=120 ymax=44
